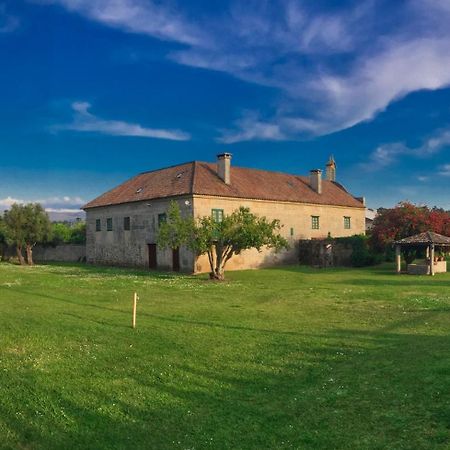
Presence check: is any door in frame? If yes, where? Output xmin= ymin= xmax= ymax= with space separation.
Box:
xmin=148 ymin=244 xmax=157 ymax=270
xmin=172 ymin=247 xmax=180 ymax=272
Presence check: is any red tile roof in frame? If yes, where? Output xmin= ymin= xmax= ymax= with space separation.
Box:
xmin=83 ymin=161 xmax=365 ymax=209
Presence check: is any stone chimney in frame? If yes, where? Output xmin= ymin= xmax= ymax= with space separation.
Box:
xmin=217 ymin=153 xmax=232 ymax=185
xmin=310 ymin=169 xmax=322 ymax=194
xmin=326 ymin=155 xmax=336 ymax=181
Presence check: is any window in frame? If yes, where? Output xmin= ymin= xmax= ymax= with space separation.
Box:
xmin=212 ymin=209 xmax=224 ymax=223
xmin=290 ymin=227 xmax=294 ymax=237
xmin=124 ymin=217 xmax=131 ymax=231
xmin=311 ymin=216 xmax=320 ymax=230
xmin=96 ymin=219 xmax=101 ymax=232
xmin=158 ymin=213 xmax=167 ymax=227
xmin=107 ymin=218 xmax=113 ymax=231
xmin=344 ymin=216 xmax=351 ymax=229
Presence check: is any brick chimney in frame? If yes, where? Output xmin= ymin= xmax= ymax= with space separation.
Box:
xmin=217 ymin=153 xmax=232 ymax=185
xmin=310 ymin=169 xmax=322 ymax=194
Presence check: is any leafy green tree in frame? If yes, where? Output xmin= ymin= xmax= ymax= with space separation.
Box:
xmin=0 ymin=217 xmax=7 ymax=261
xmin=158 ymin=202 xmax=289 ymax=280
xmin=4 ymin=203 xmax=52 ymax=265
xmin=3 ymin=204 xmax=28 ymax=265
xmin=69 ymin=221 xmax=86 ymax=244
xmin=52 ymin=222 xmax=72 ymax=245
xmin=51 ymin=221 xmax=86 ymax=245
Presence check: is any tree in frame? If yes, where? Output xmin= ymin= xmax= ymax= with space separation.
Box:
xmin=370 ymin=202 xmax=450 ymax=264
xmin=3 ymin=204 xmax=27 ymax=265
xmin=158 ymin=202 xmax=289 ymax=280
xmin=0 ymin=217 xmax=7 ymax=261
xmin=51 ymin=222 xmax=71 ymax=245
xmin=3 ymin=203 xmax=52 ymax=265
xmin=68 ymin=221 xmax=86 ymax=244
xmin=429 ymin=208 xmax=450 ymax=236
xmin=50 ymin=221 xmax=86 ymax=245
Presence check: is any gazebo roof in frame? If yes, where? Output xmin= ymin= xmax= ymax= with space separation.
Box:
xmin=395 ymin=231 xmax=450 ymax=246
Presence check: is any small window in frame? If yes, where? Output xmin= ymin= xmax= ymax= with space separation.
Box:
xmin=158 ymin=213 xmax=167 ymax=227
xmin=344 ymin=216 xmax=351 ymax=229
xmin=212 ymin=209 xmax=224 ymax=223
xmin=96 ymin=219 xmax=101 ymax=232
xmin=124 ymin=217 xmax=131 ymax=231
xmin=311 ymin=216 xmax=320 ymax=230
xmin=290 ymin=227 xmax=294 ymax=237
xmin=107 ymin=218 xmax=113 ymax=231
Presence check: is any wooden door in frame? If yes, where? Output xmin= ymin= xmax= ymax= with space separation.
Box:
xmin=172 ymin=247 xmax=180 ymax=272
xmin=148 ymin=244 xmax=157 ymax=270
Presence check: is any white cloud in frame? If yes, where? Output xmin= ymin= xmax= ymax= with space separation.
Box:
xmin=40 ymin=0 xmax=206 ymax=45
xmin=438 ymin=164 xmax=450 ymax=177
xmin=40 ymin=0 xmax=450 ymax=142
xmin=217 ymin=112 xmax=286 ymax=144
xmin=0 ymin=196 xmax=24 ymax=209
xmin=362 ymin=127 xmax=450 ymax=171
xmin=0 ymin=195 xmax=85 ymax=212
xmin=55 ymin=101 xmax=190 ymax=141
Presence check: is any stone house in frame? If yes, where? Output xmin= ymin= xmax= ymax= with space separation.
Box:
xmin=83 ymin=154 xmax=366 ymax=273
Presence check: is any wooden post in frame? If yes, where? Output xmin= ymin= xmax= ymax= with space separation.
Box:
xmin=395 ymin=245 xmax=402 ymax=274
xmin=430 ymin=245 xmax=435 ymax=277
xmin=132 ymin=292 xmax=138 ymax=329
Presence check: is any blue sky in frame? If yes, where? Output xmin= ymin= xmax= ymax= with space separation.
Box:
xmin=0 ymin=0 xmax=449 ymax=218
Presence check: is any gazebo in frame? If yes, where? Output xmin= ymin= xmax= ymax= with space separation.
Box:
xmin=394 ymin=231 xmax=450 ymax=276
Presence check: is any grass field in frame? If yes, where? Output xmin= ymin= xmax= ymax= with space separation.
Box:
xmin=0 ymin=262 xmax=449 ymax=450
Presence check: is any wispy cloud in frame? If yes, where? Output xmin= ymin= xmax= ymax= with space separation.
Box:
xmin=217 ymin=111 xmax=286 ymax=144
xmin=54 ymin=101 xmax=190 ymax=141
xmin=40 ymin=0 xmax=206 ymax=45
xmin=41 ymin=0 xmax=450 ymax=142
xmin=438 ymin=164 xmax=450 ymax=177
xmin=362 ymin=127 xmax=450 ymax=171
xmin=0 ymin=4 xmax=19 ymax=33
xmin=0 ymin=195 xmax=85 ymax=217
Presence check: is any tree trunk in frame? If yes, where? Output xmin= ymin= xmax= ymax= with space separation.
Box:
xmin=209 ymin=267 xmax=225 ymax=281
xmin=208 ymin=245 xmax=235 ymax=281
xmin=26 ymin=244 xmax=34 ymax=266
xmin=16 ymin=245 xmax=26 ymax=266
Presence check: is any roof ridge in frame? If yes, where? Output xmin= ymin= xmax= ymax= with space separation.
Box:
xmin=138 ymin=160 xmax=198 ymax=176
xmin=190 ymin=161 xmax=197 ymax=194
xmin=201 ymin=161 xmax=307 ymax=178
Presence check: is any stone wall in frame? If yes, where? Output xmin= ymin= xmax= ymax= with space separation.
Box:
xmin=84 ymin=194 xmax=365 ymax=273
xmin=33 ymin=244 xmax=86 ymax=263
xmin=1 ymin=244 xmax=85 ymax=263
xmin=193 ymin=195 xmax=365 ymax=273
xmin=85 ymin=196 xmax=195 ymax=271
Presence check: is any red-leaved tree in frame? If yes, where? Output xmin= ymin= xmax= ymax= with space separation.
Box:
xmin=370 ymin=202 xmax=450 ymax=263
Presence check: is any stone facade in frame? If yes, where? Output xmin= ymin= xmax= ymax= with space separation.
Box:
xmin=86 ymin=193 xmax=365 ymax=273
xmin=192 ymin=195 xmax=365 ymax=272
xmin=85 ymin=196 xmax=196 ymax=271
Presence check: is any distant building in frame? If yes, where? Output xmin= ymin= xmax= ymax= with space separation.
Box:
xmin=366 ymin=208 xmax=377 ymax=231
xmin=83 ymin=154 xmax=366 ymax=273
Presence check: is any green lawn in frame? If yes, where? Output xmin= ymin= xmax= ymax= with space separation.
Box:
xmin=0 ymin=263 xmax=449 ymax=450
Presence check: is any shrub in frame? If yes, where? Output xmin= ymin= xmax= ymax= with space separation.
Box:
xmin=336 ymin=235 xmax=380 ymax=267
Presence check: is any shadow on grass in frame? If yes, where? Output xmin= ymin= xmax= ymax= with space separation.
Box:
xmin=6 ymin=287 xmax=313 ymax=338
xmin=336 ymin=277 xmax=450 ymax=288
xmin=1 ymin=316 xmax=449 ymax=450
xmin=34 ymin=261 xmax=193 ymax=280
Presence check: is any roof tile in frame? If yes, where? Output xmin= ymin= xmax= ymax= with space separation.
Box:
xmin=83 ymin=161 xmax=364 ymax=209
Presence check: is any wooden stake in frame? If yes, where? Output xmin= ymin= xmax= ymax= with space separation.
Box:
xmin=132 ymin=292 xmax=138 ymax=329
